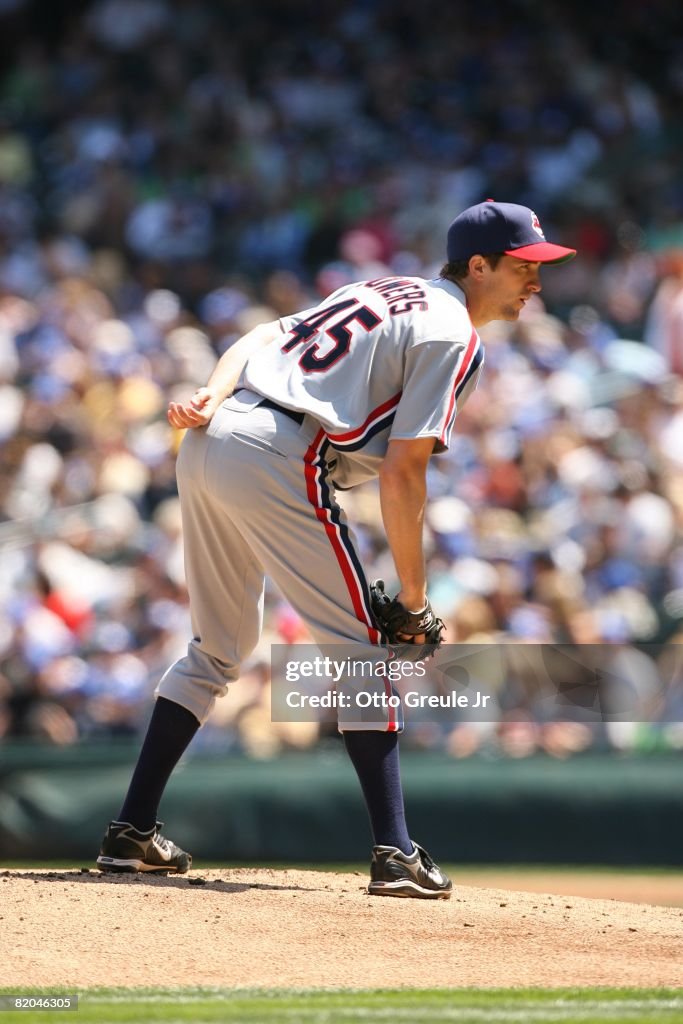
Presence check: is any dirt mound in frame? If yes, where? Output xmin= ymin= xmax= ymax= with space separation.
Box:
xmin=2 ymin=868 xmax=681 ymax=989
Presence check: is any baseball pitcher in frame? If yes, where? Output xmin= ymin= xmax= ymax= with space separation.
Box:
xmin=97 ymin=201 xmax=575 ymax=898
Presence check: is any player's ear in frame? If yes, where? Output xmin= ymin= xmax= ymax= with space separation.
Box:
xmin=467 ymin=254 xmax=488 ymax=280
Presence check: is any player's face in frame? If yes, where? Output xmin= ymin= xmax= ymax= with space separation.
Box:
xmin=485 ymin=255 xmax=542 ymax=321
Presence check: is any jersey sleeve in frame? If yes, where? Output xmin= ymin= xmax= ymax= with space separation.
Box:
xmin=389 ymin=330 xmax=484 ymax=453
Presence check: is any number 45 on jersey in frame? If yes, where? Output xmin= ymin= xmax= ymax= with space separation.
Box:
xmin=281 ymin=299 xmax=381 ymax=374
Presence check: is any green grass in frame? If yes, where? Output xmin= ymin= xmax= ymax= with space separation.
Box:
xmin=0 ymin=989 xmax=682 ymax=1024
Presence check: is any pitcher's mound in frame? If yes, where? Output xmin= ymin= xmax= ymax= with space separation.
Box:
xmin=2 ymin=867 xmax=681 ymax=988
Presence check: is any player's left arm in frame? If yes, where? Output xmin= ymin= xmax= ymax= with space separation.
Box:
xmin=378 ymin=436 xmax=436 ymax=612
xmin=168 ymin=320 xmax=283 ymax=429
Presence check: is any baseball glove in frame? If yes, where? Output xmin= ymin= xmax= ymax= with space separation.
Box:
xmin=370 ymin=579 xmax=445 ymax=659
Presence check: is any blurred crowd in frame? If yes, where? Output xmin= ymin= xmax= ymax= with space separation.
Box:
xmin=1 ymin=0 xmax=683 ymax=756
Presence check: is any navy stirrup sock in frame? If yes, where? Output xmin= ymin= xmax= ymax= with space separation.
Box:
xmin=118 ymin=696 xmax=200 ymax=832
xmin=343 ymin=730 xmax=412 ymax=855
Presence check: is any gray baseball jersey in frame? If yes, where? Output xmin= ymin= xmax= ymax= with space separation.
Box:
xmin=157 ymin=275 xmax=483 ymax=732
xmin=241 ymin=276 xmax=484 ymax=487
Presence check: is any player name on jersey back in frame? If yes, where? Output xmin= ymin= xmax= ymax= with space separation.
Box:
xmin=364 ymin=277 xmax=428 ymax=316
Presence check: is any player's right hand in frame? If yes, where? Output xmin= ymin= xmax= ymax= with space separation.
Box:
xmin=167 ymin=387 xmax=221 ymax=429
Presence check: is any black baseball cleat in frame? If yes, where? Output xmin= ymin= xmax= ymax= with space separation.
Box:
xmin=367 ymin=842 xmax=452 ymax=899
xmin=96 ymin=820 xmax=192 ymax=874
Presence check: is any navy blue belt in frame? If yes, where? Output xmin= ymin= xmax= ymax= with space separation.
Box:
xmin=258 ymin=398 xmax=305 ymax=426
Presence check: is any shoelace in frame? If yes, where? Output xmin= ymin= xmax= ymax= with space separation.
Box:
xmin=414 ymin=843 xmax=436 ymax=872
xmin=153 ymin=830 xmax=171 ymax=853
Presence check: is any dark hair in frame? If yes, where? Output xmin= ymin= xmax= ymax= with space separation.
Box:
xmin=440 ymin=253 xmax=504 ymax=282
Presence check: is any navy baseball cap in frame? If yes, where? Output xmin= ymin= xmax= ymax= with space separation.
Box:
xmin=447 ymin=200 xmax=576 ymax=265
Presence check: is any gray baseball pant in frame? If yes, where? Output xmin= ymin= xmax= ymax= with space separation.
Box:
xmin=156 ymin=391 xmax=401 ymax=732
